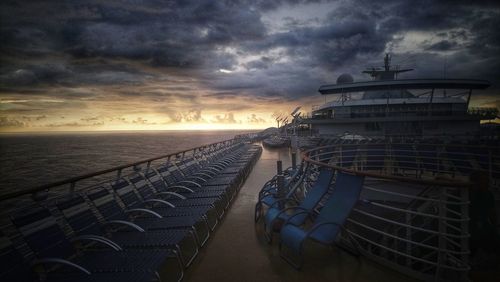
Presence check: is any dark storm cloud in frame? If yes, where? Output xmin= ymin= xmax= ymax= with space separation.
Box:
xmin=1 ymin=0 xmax=499 ymax=110
xmin=424 ymin=40 xmax=459 ymax=51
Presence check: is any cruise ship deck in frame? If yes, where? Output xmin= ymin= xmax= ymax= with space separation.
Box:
xmin=1 ymin=137 xmax=499 ymax=281
xmin=185 ymin=144 xmax=415 ymax=281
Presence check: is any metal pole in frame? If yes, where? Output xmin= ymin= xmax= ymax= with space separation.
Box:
xmin=277 ymin=160 xmax=285 ymax=209
xmin=436 ymin=186 xmax=447 ymax=281
xmin=69 ymin=182 xmax=76 ymax=194
xmin=466 ymin=89 xmax=472 ymax=108
xmin=460 ymin=185 xmax=469 ymax=281
xmin=292 ymin=152 xmax=297 ymax=170
xmin=428 ymin=88 xmax=434 ymax=116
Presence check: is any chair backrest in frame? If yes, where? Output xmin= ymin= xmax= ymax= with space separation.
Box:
xmin=87 ymin=188 xmax=126 ymax=221
xmin=284 ymin=162 xmax=309 ymax=199
xmin=157 ymin=164 xmax=178 ymax=186
xmin=169 ymin=163 xmax=185 ymax=182
xmin=111 ymin=179 xmax=142 ymax=209
xmin=0 ymin=231 xmax=36 ymax=281
xmin=11 ymin=206 xmax=74 ymax=259
xmin=134 ymin=177 xmax=160 ymax=201
xmin=299 ymin=168 xmax=335 ymax=211
xmin=287 ymin=168 xmax=335 ymax=225
xmin=316 ymin=172 xmax=364 ymax=224
xmin=144 ymin=170 xmax=166 ymax=190
xmin=56 ymin=194 xmax=101 ymax=235
xmin=181 ymin=157 xmax=200 ymax=175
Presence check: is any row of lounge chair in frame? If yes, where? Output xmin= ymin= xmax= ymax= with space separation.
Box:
xmin=0 ymin=143 xmax=262 ymax=282
xmin=255 ymin=159 xmax=365 ymax=269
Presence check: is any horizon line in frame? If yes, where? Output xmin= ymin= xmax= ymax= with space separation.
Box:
xmin=0 ymin=128 xmax=266 ymax=134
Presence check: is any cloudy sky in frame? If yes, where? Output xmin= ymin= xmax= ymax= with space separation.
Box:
xmin=1 ymin=0 xmax=499 ymax=132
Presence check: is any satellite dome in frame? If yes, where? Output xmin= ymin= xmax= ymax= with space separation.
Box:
xmin=336 ymin=73 xmax=354 ymax=84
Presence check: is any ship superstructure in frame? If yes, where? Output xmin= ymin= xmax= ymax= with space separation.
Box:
xmin=304 ymin=54 xmax=498 ymax=138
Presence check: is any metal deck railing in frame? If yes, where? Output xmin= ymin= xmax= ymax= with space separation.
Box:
xmin=0 ymin=137 xmax=251 ymax=204
xmin=301 ymin=141 xmax=500 ymax=281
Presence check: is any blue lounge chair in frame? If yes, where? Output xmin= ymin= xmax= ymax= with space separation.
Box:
xmin=254 ymin=162 xmax=307 ymax=222
xmin=85 ymin=188 xmax=200 ymax=266
xmin=0 ymin=231 xmax=164 ymax=282
xmin=257 ymin=160 xmax=304 ymax=198
xmin=263 ymin=168 xmax=335 ymax=242
xmin=0 ymin=231 xmax=37 ymax=282
xmin=279 ymin=172 xmax=365 ymax=269
xmin=131 ymin=173 xmax=221 ymax=230
xmin=125 ymin=175 xmax=218 ymax=235
xmin=10 ymin=205 xmax=180 ymax=280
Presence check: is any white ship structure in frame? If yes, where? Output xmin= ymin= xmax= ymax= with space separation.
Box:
xmin=303 ymin=54 xmax=498 ymax=138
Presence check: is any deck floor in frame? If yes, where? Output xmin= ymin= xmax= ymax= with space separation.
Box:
xmin=184 ymin=144 xmax=416 ymax=281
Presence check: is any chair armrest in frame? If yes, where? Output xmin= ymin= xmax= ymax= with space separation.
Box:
xmin=269 ymin=198 xmax=299 ymax=208
xmin=32 ymin=258 xmax=91 ymax=275
xmin=155 ymin=191 xmax=187 ymax=200
xmin=143 ymin=198 xmax=176 ymax=208
xmin=283 ymin=210 xmax=315 ymax=226
xmin=71 ymin=235 xmax=122 ymax=251
xmin=259 ymin=178 xmax=278 ymax=190
xmin=103 ymin=220 xmax=145 ymax=232
xmin=199 ymin=169 xmax=217 ymax=176
xmin=210 ymin=164 xmax=225 ymax=170
xmin=258 ymin=189 xmax=278 ymax=200
xmin=125 ymin=208 xmax=162 ymax=218
xmin=168 ymin=185 xmax=195 ymax=193
xmin=189 ymin=176 xmax=208 ymax=183
xmin=305 ymin=221 xmax=342 ymax=243
xmin=177 ymin=180 xmax=202 ymax=188
xmin=194 ymin=172 xmax=214 ymax=179
xmin=203 ymin=166 xmax=222 ymax=173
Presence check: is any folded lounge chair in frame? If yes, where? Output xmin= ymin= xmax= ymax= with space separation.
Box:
xmin=263 ymin=168 xmax=335 ymax=242
xmin=279 ymin=171 xmax=365 ymax=269
xmin=254 ymin=162 xmax=307 ymax=222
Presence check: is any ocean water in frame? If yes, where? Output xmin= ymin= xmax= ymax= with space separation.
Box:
xmin=0 ymin=130 xmax=253 ymax=196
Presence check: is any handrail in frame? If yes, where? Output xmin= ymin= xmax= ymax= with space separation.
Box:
xmin=294 ymin=140 xmax=487 ymax=280
xmin=0 ymin=138 xmax=241 ymax=202
xmin=301 ymin=144 xmax=475 ymax=187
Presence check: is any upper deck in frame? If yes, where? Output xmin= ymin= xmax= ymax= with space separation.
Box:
xmin=318 ymin=78 xmax=491 ymax=95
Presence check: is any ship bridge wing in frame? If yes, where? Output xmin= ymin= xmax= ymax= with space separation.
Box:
xmin=318 ymin=79 xmax=491 ymax=95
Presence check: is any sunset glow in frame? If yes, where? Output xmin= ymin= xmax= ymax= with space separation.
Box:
xmin=1 ymin=1 xmax=499 ymax=132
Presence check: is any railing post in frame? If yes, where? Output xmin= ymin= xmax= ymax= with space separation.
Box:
xmin=405 ymin=212 xmax=411 ymax=267
xmin=277 ymin=160 xmax=285 ymax=209
xmin=460 ymin=185 xmax=469 ymax=281
xmin=69 ymin=182 xmax=76 ymax=194
xmin=291 ymin=151 xmax=297 ymax=170
xmin=116 ymin=169 xmax=122 ymax=181
xmin=436 ymin=186 xmax=447 ymax=281
xmin=133 ymin=164 xmax=140 ymax=172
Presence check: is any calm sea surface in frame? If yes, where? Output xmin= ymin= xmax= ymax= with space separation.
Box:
xmin=0 ymin=130 xmax=253 ymax=195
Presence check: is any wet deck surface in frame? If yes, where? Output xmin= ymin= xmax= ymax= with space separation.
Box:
xmin=184 ymin=144 xmax=416 ymax=281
